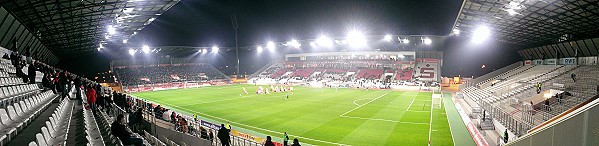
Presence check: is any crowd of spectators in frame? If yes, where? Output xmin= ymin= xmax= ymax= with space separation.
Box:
xmin=114 ymin=63 xmax=227 ymax=86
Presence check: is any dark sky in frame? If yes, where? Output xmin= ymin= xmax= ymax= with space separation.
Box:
xmin=58 ymin=0 xmax=523 ymax=78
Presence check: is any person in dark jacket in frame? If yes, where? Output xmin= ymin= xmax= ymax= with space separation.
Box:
xmin=42 ymin=73 xmax=51 ymax=89
xmin=27 ymin=61 xmax=36 ymax=84
xmin=59 ymin=72 xmax=69 ymax=99
xmin=129 ymin=108 xmax=143 ymax=133
xmin=111 ymin=114 xmax=143 ymax=146
xmin=74 ymin=77 xmax=82 ymax=100
xmin=217 ymin=124 xmax=231 ymax=146
xmin=264 ymin=136 xmax=275 ymax=146
xmin=291 ymin=138 xmax=301 ymax=146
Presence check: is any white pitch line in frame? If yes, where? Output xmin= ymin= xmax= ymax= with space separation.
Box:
xmin=427 ymin=92 xmax=434 ymax=146
xmin=340 ymin=92 xmax=389 ymax=117
xmin=352 ymin=98 xmax=373 ymax=106
xmin=133 ymin=95 xmax=352 ymax=146
xmin=406 ymin=99 xmax=415 ymax=111
xmin=340 ymin=115 xmax=429 ymax=125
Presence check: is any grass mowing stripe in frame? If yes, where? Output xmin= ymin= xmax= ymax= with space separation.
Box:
xmin=132 ymin=85 xmax=454 ymax=146
xmin=134 ymin=88 xmax=353 ymax=146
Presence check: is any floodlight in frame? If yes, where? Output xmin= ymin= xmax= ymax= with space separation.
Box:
xmin=384 ymin=34 xmax=393 ymax=41
xmin=287 ymin=39 xmax=301 ymax=48
xmin=123 ymin=39 xmax=128 ymax=44
xmin=128 ymin=49 xmax=135 ymax=56
xmin=97 ymin=47 xmax=101 ymax=51
xmin=423 ymin=38 xmax=432 ymax=45
xmin=257 ymin=46 xmax=263 ymax=53
xmin=142 ymin=45 xmax=150 ymax=54
xmin=472 ymin=26 xmax=491 ymax=44
xmin=402 ymin=38 xmax=410 ymax=44
xmin=316 ymin=36 xmax=333 ymax=48
xmin=346 ymin=31 xmax=367 ymax=48
xmin=453 ymin=29 xmax=460 ymax=35
xmin=212 ymin=46 xmax=219 ymax=53
xmin=202 ymin=49 xmax=208 ymax=54
xmin=267 ymin=41 xmax=276 ymax=51
xmin=506 ymin=9 xmax=517 ymax=16
xmin=108 ymin=25 xmax=116 ymax=35
xmin=310 ymin=42 xmax=317 ymax=47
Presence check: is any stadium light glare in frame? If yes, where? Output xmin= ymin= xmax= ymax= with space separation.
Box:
xmin=346 ymin=31 xmax=367 ymax=48
xmin=257 ymin=46 xmax=263 ymax=53
xmin=107 ymin=25 xmax=116 ymax=35
xmin=310 ymin=42 xmax=317 ymax=47
xmin=402 ymin=38 xmax=410 ymax=44
xmin=97 ymin=47 xmax=101 ymax=51
xmin=142 ymin=45 xmax=150 ymax=54
xmin=384 ymin=34 xmax=393 ymax=41
xmin=423 ymin=38 xmax=432 ymax=45
xmin=316 ymin=36 xmax=333 ymax=48
xmin=453 ymin=29 xmax=460 ymax=35
xmin=123 ymin=39 xmax=128 ymax=44
xmin=267 ymin=41 xmax=276 ymax=51
xmin=506 ymin=9 xmax=517 ymax=16
xmin=202 ymin=49 xmax=208 ymax=54
xmin=472 ymin=26 xmax=491 ymax=44
xmin=212 ymin=46 xmax=219 ymax=53
xmin=128 ymin=49 xmax=135 ymax=56
xmin=287 ymin=39 xmax=301 ymax=48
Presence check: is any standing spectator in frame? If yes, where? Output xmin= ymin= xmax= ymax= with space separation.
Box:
xmin=42 ymin=73 xmax=51 ymax=89
xmin=74 ymin=77 xmax=82 ymax=100
xmin=283 ymin=132 xmax=289 ymax=146
xmin=111 ymin=114 xmax=144 ymax=146
xmin=503 ymin=129 xmax=509 ymax=144
xmin=291 ymin=138 xmax=301 ymax=146
xmin=86 ymin=85 xmax=97 ymax=112
xmin=59 ymin=72 xmax=70 ymax=99
xmin=571 ymin=73 xmax=576 ymax=82
xmin=27 ymin=61 xmax=36 ymax=84
xmin=264 ymin=136 xmax=275 ymax=146
xmin=171 ymin=112 xmax=177 ymax=124
xmin=217 ymin=124 xmax=231 ymax=146
xmin=129 ymin=108 xmax=143 ymax=133
xmin=596 ymin=85 xmax=599 ymax=94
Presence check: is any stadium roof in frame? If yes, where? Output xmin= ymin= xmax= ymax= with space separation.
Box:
xmin=0 ymin=0 xmax=179 ymax=58
xmin=454 ymin=0 xmax=599 ymax=48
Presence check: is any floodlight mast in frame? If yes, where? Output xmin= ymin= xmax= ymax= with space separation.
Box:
xmin=231 ymin=14 xmax=240 ymax=78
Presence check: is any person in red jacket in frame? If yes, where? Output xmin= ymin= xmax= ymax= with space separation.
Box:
xmin=86 ymin=84 xmax=97 ymax=111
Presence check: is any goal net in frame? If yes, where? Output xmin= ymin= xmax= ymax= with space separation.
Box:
xmin=432 ymin=93 xmax=443 ymax=109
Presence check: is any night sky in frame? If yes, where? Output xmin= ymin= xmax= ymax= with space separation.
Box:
xmin=58 ymin=0 xmax=523 ymax=78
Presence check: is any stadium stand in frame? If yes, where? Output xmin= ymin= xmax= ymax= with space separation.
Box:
xmin=460 ymin=64 xmax=599 ymax=139
xmin=114 ymin=63 xmax=229 ymax=86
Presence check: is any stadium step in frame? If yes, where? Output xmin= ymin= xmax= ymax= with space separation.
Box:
xmin=4 ymin=102 xmax=59 ymax=146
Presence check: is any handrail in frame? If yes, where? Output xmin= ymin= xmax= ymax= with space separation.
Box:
xmin=527 ymin=93 xmax=599 ymax=133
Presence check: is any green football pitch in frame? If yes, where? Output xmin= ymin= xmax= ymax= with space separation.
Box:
xmin=132 ymin=84 xmax=455 ymax=146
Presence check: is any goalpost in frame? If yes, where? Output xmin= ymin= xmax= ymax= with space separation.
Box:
xmin=431 ymin=89 xmax=443 ymax=109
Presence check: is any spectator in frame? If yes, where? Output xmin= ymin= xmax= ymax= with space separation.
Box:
xmin=291 ymin=138 xmax=301 ymax=146
xmin=596 ymin=85 xmax=599 ymax=94
xmin=571 ymin=73 xmax=576 ymax=82
xmin=86 ymin=85 xmax=97 ymax=112
xmin=264 ymin=136 xmax=275 ymax=146
xmin=2 ymin=53 xmax=8 ymax=59
xmin=42 ymin=73 xmax=51 ymax=89
xmin=111 ymin=114 xmax=144 ymax=146
xmin=217 ymin=124 xmax=231 ymax=146
xmin=27 ymin=61 xmax=36 ymax=84
xmin=283 ymin=132 xmax=289 ymax=146
xmin=171 ymin=112 xmax=177 ymax=123
xmin=74 ymin=77 xmax=82 ymax=100
xmin=59 ymin=72 xmax=70 ymax=99
xmin=129 ymin=108 xmax=143 ymax=133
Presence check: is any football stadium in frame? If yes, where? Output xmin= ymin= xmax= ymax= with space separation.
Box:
xmin=0 ymin=0 xmax=597 ymax=146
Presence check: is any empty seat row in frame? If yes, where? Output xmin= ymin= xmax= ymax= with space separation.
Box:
xmin=82 ymin=100 xmax=105 ymax=146
xmin=0 ymin=65 xmax=15 ymax=74
xmin=30 ymin=97 xmax=74 ymax=146
xmin=0 ymin=78 xmax=26 ymax=87
xmin=0 ymin=84 xmax=38 ymax=99
xmin=143 ymin=130 xmax=167 ymax=146
xmin=0 ymin=72 xmax=9 ymax=78
xmin=0 ymin=91 xmax=56 ymax=145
